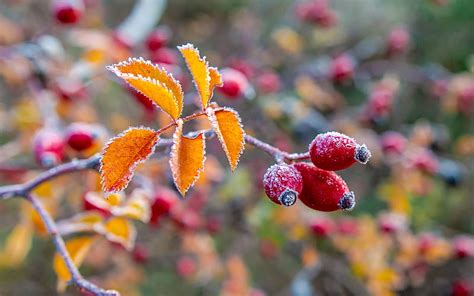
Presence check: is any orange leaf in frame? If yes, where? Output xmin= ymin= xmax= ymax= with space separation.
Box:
xmin=207 ymin=107 xmax=245 ymax=170
xmin=178 ymin=44 xmax=212 ymax=108
xmin=107 ymin=58 xmax=183 ymax=119
xmin=53 ymin=236 xmax=95 ymax=292
xmin=101 ymin=217 xmax=136 ymax=251
xmin=100 ymin=127 xmax=159 ymax=192
xmin=208 ymin=66 xmax=223 ymax=99
xmin=169 ymin=120 xmax=206 ymax=196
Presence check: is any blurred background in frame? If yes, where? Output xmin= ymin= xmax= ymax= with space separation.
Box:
xmin=0 ymin=0 xmax=473 ymax=295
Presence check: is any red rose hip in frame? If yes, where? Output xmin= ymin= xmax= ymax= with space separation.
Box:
xmin=263 ymin=164 xmax=303 ymax=206
xmin=309 ymin=131 xmax=371 ymax=171
xmin=52 ymin=0 xmax=84 ymax=25
xmin=65 ymin=123 xmax=96 ymax=152
xmin=294 ymin=162 xmax=355 ymax=212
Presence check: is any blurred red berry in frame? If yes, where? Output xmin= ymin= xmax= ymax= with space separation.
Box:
xmin=53 ymin=79 xmax=88 ymax=102
xmin=263 ymin=164 xmax=303 ymax=206
xmin=228 ymin=58 xmax=255 ymax=78
xmin=145 ymin=27 xmax=171 ymax=52
xmin=176 ymin=256 xmax=196 ymax=278
xmin=452 ymin=236 xmax=474 ymax=259
xmin=33 ymin=129 xmax=65 ymax=168
xmin=387 ymin=27 xmax=410 ymax=55
xmin=65 ymin=123 xmax=96 ymax=152
xmin=457 ymin=83 xmax=474 ymax=114
xmin=418 ymin=233 xmax=436 ymax=255
xmin=257 ymin=70 xmax=281 ymax=94
xmin=132 ymin=244 xmax=150 ymax=264
xmin=170 ymin=208 xmax=202 ymax=231
xmin=378 ymin=213 xmax=407 ymax=234
xmin=294 ymin=162 xmax=356 ymax=212
xmin=309 ymin=132 xmax=371 ymax=171
xmin=309 ymin=217 xmax=335 ymax=237
xmin=52 ymin=0 xmax=84 ymax=25
xmin=218 ymin=68 xmax=249 ymax=99
xmin=329 ymin=54 xmax=354 ymax=83
xmin=380 ymin=131 xmax=407 ymax=155
xmin=150 ymin=187 xmax=178 ymax=225
xmin=295 ymin=0 xmax=337 ymax=28
xmin=205 ymin=215 xmax=222 ymax=234
xmin=366 ymin=86 xmax=394 ymax=119
xmin=337 ymin=218 xmax=359 ymax=235
xmin=451 ymin=280 xmax=472 ymax=296
xmin=151 ymin=47 xmax=178 ymax=65
xmin=411 ymin=149 xmax=439 ymax=174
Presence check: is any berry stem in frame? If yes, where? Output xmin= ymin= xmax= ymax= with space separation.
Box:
xmin=244 ymin=134 xmax=310 ymax=162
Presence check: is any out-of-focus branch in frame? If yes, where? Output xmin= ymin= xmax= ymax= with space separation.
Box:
xmin=27 ymin=194 xmax=118 ymax=296
xmin=115 ymin=0 xmax=168 ymax=46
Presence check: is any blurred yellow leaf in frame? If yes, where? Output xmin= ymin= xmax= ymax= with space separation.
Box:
xmin=102 ymin=217 xmax=136 ymax=251
xmin=53 ymin=236 xmax=95 ymax=292
xmin=0 ymin=222 xmax=33 ymax=267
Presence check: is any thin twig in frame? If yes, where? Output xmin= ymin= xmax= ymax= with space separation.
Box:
xmin=0 ymin=154 xmax=100 ymax=200
xmin=27 ymin=194 xmax=118 ymax=296
xmin=244 ymin=134 xmax=310 ymax=163
xmin=0 ymin=122 xmax=307 ymax=296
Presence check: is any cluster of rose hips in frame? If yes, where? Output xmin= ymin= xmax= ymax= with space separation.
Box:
xmin=33 ymin=122 xmax=104 ymax=167
xmin=263 ymin=132 xmax=371 ymax=212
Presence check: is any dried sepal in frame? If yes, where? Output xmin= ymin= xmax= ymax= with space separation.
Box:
xmin=107 ymin=58 xmax=183 ymax=119
xmin=206 ymin=107 xmax=245 ymax=171
xmin=53 ymin=236 xmax=96 ymax=292
xmin=178 ymin=43 xmax=212 ymax=108
xmin=100 ymin=127 xmax=159 ymax=192
xmin=169 ymin=119 xmax=207 ymax=196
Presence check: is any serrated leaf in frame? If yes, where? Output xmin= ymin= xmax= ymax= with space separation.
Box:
xmin=101 ymin=217 xmax=136 ymax=251
xmin=178 ymin=44 xmax=212 ymax=108
xmin=0 ymin=222 xmax=32 ymax=267
xmin=107 ymin=58 xmax=183 ymax=119
xmin=100 ymin=127 xmax=159 ymax=192
xmin=207 ymin=108 xmax=245 ymax=170
xmin=53 ymin=236 xmax=95 ymax=292
xmin=208 ymin=67 xmax=223 ymax=99
xmin=169 ymin=120 xmax=206 ymax=196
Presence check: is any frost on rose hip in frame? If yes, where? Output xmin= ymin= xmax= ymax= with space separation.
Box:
xmin=309 ymin=131 xmax=371 ymax=171
xmin=263 ymin=164 xmax=303 ymax=206
xmin=294 ymin=162 xmax=355 ymax=212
